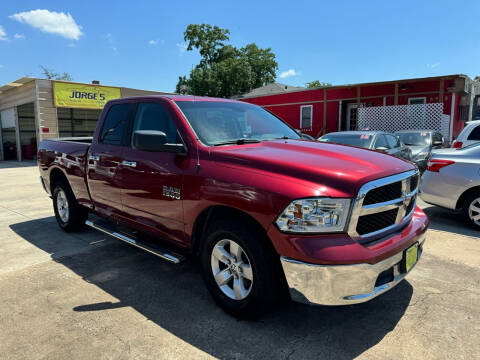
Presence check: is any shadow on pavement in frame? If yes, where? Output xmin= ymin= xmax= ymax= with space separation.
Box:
xmin=10 ymin=217 xmax=413 ymax=359
xmin=422 ymin=204 xmax=479 ymax=238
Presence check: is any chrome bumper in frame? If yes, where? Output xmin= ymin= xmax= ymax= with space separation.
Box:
xmin=280 ymin=234 xmax=426 ymax=305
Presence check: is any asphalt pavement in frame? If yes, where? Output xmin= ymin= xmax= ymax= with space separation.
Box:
xmin=0 ymin=161 xmax=478 ymax=359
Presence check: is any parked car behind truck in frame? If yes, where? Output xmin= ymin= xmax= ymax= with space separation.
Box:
xmin=319 ymin=131 xmax=412 ymax=161
xmin=38 ymin=96 xmax=429 ymax=318
xmin=421 ymin=143 xmax=480 ymax=229
xmin=395 ymin=130 xmax=446 ymax=172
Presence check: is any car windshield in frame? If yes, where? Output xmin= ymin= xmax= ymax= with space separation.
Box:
xmin=396 ymin=132 xmax=430 ymax=146
xmin=175 ymin=101 xmax=300 ymax=146
xmin=319 ymin=133 xmax=374 ymax=148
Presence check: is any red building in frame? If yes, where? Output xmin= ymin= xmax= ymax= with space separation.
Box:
xmin=240 ymin=75 xmax=480 ymax=142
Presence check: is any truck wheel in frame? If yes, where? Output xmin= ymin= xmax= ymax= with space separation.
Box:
xmin=200 ymin=218 xmax=283 ymax=318
xmin=52 ymin=180 xmax=87 ymax=232
xmin=463 ymin=192 xmax=480 ymax=230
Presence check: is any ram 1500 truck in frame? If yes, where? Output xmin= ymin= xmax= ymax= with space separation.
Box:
xmin=38 ymin=95 xmax=429 ymax=318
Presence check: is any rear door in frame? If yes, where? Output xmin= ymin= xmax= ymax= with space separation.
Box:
xmin=87 ymin=102 xmax=135 ymax=218
xmin=119 ymin=100 xmax=186 ymax=244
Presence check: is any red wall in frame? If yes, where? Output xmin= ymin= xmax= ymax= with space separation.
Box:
xmin=242 ymin=77 xmax=465 ymax=139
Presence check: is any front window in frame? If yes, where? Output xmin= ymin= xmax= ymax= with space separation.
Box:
xmin=175 ymin=101 xmax=300 ymax=146
xmin=396 ymin=132 xmax=430 ymax=146
xmin=319 ymin=133 xmax=374 ymax=148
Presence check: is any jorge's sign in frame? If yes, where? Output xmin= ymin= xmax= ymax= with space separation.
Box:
xmin=53 ymin=81 xmax=121 ymax=109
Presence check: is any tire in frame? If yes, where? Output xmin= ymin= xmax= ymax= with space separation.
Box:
xmin=200 ymin=218 xmax=284 ymax=319
xmin=52 ymin=179 xmax=87 ymax=232
xmin=463 ymin=192 xmax=480 ymax=230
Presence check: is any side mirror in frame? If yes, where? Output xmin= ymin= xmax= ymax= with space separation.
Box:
xmin=433 ymin=140 xmax=443 ymax=146
xmin=133 ymin=130 xmax=187 ymax=154
xmin=375 ymin=146 xmax=389 ymax=152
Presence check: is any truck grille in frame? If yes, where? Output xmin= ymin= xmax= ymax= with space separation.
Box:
xmin=363 ymin=182 xmax=402 ymax=205
xmin=349 ymin=170 xmax=419 ymax=242
xmin=356 ymin=208 xmax=399 ymax=235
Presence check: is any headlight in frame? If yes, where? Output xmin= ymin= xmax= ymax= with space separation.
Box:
xmin=275 ymin=198 xmax=351 ymax=233
xmin=413 ymin=152 xmax=429 ymax=161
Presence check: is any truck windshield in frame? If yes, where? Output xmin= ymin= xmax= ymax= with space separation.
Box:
xmin=175 ymin=101 xmax=300 ymax=146
xmin=319 ymin=133 xmax=374 ymax=148
xmin=396 ymin=132 xmax=430 ymax=146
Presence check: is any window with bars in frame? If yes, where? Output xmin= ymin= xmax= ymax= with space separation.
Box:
xmin=300 ymin=105 xmax=313 ymax=129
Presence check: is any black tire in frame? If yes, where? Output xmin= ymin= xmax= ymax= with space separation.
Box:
xmin=52 ymin=179 xmax=87 ymax=232
xmin=462 ymin=192 xmax=480 ymax=230
xmin=200 ymin=218 xmax=284 ymax=319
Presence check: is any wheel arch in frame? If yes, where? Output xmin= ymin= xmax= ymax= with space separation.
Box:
xmin=49 ymin=167 xmax=69 ymax=194
xmin=190 ymin=205 xmax=273 ymax=257
xmin=456 ymin=186 xmax=480 ymax=210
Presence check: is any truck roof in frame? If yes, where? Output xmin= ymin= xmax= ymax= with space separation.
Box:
xmin=113 ymin=95 xmax=242 ymax=103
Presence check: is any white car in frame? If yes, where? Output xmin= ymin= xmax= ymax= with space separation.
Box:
xmin=452 ymin=120 xmax=480 ymax=148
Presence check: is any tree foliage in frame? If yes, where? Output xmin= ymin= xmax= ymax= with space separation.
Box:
xmin=176 ymin=24 xmax=278 ymax=98
xmin=40 ymin=66 xmax=73 ymax=81
xmin=306 ymin=80 xmax=332 ymax=88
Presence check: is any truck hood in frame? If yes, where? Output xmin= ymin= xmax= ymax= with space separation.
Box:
xmin=211 ymin=139 xmax=414 ymax=197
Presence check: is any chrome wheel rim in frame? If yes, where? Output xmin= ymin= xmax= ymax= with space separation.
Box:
xmin=468 ymin=197 xmax=480 ymax=225
xmin=57 ymin=190 xmax=69 ymax=223
xmin=210 ymin=239 xmax=253 ymax=300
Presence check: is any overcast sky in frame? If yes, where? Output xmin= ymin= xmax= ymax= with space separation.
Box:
xmin=0 ymin=1 xmax=479 ymax=92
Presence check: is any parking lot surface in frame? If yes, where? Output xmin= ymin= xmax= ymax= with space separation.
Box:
xmin=0 ymin=161 xmax=479 ymax=360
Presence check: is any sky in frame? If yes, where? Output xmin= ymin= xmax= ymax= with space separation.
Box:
xmin=0 ymin=1 xmax=479 ymax=93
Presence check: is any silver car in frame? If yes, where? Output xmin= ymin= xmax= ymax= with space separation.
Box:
xmin=420 ymin=143 xmax=480 ymax=229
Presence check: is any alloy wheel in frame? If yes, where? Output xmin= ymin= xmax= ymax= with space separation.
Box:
xmin=57 ymin=189 xmax=69 ymax=223
xmin=210 ymin=239 xmax=253 ymax=300
xmin=468 ymin=197 xmax=480 ymax=226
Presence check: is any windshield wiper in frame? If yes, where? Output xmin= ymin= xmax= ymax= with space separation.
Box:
xmin=213 ymin=139 xmax=262 ymax=146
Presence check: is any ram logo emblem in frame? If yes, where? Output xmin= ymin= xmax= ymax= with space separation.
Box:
xmin=163 ymin=185 xmax=181 ymax=200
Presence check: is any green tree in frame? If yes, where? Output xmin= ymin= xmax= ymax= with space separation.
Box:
xmin=40 ymin=66 xmax=73 ymax=81
xmin=306 ymin=80 xmax=332 ymax=88
xmin=475 ymin=76 xmax=480 ymax=81
xmin=176 ymin=24 xmax=278 ymax=98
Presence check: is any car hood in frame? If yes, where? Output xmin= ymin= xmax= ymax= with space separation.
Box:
xmin=211 ymin=139 xmax=414 ymax=197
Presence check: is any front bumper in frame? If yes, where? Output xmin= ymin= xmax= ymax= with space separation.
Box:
xmin=281 ymin=231 xmax=426 ymax=305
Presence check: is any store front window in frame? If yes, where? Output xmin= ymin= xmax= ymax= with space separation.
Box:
xmin=57 ymin=108 xmax=102 ymax=137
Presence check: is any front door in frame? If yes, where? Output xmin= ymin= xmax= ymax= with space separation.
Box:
xmin=119 ymin=101 xmax=186 ymax=244
xmin=346 ymin=103 xmax=358 ymax=130
xmin=87 ymin=102 xmax=135 ymax=218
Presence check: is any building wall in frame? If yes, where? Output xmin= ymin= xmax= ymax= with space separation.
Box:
xmin=36 ymin=79 xmax=59 ymax=140
xmin=241 ymin=76 xmax=466 ymax=139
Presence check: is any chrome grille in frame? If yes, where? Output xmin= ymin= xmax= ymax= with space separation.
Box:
xmin=348 ymin=170 xmax=419 ymax=242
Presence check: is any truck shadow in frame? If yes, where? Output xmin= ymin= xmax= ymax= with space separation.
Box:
xmin=10 ymin=217 xmax=413 ymax=360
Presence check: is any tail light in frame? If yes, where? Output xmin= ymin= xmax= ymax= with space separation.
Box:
xmin=452 ymin=141 xmax=463 ymax=148
xmin=426 ymin=159 xmax=455 ymax=172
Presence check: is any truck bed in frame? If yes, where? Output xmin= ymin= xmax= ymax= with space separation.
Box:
xmin=37 ymin=138 xmax=92 ymax=208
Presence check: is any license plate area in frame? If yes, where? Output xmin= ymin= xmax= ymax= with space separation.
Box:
xmin=402 ymin=243 xmax=419 ymax=273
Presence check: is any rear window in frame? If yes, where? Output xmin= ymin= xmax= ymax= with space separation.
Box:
xmin=320 ymin=133 xmax=373 ymax=148
xmin=396 ymin=132 xmax=430 ymax=146
xmin=467 ymin=124 xmax=480 ymax=140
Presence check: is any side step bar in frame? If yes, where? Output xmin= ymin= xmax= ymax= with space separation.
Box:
xmin=85 ymin=220 xmax=185 ymax=264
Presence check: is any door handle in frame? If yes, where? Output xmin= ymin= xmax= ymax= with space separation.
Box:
xmin=89 ymin=155 xmax=100 ymax=161
xmin=122 ymin=160 xmax=137 ymax=168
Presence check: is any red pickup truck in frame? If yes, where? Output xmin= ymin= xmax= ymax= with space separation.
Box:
xmin=38 ymin=95 xmax=429 ymax=318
